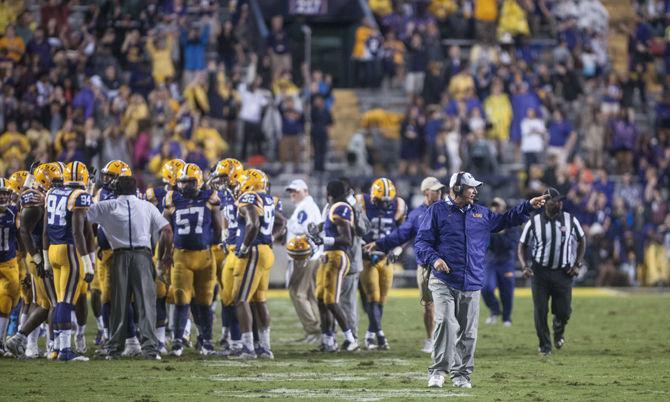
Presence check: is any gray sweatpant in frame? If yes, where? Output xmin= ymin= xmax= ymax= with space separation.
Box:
xmin=428 ymin=278 xmax=480 ymax=380
xmin=108 ymin=249 xmax=159 ymax=356
xmin=340 ymin=272 xmax=360 ymax=337
xmin=288 ymin=258 xmax=321 ymax=336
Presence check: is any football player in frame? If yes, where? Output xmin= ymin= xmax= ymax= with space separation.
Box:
xmin=163 ymin=163 xmax=222 ymax=356
xmin=6 ymin=163 xmax=62 ymax=358
xmin=229 ymin=169 xmax=279 ymax=359
xmin=358 ymin=178 xmax=406 ymax=350
xmin=147 ymin=158 xmax=185 ymax=354
xmin=43 ymin=161 xmax=96 ymax=361
xmin=0 ymin=178 xmax=21 ymax=356
xmin=308 ymin=180 xmax=359 ymax=352
xmin=7 ymin=171 xmax=31 ymax=343
xmin=209 ymin=158 xmax=243 ymax=353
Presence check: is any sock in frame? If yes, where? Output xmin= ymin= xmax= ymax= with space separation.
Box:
xmin=229 ymin=306 xmax=241 ymax=341
xmin=53 ymin=330 xmax=61 ymax=351
xmin=167 ymin=304 xmax=175 ymax=332
xmin=199 ymin=304 xmax=212 ymax=341
xmin=77 ymin=324 xmax=86 ymax=337
xmin=19 ymin=313 xmax=27 ymax=328
xmin=59 ymin=329 xmax=71 ymax=350
xmin=174 ymin=305 xmax=189 ymax=340
xmin=95 ymin=315 xmax=104 ymax=331
xmin=344 ymin=329 xmax=355 ymax=343
xmin=184 ymin=318 xmax=192 ymax=339
xmin=366 ymin=331 xmax=376 ymax=340
xmin=157 ymin=326 xmax=166 ymax=344
xmin=102 ymin=302 xmax=110 ymax=331
xmin=27 ymin=328 xmax=39 ymax=349
xmin=323 ymin=332 xmax=335 ymax=346
xmin=377 ymin=329 xmax=385 ymax=339
xmin=70 ymin=311 xmax=78 ymax=333
xmin=0 ymin=317 xmax=8 ymax=340
xmin=259 ymin=328 xmax=271 ymax=350
xmin=372 ymin=302 xmax=383 ymax=333
xmin=221 ymin=325 xmax=229 ymax=340
xmin=241 ymin=331 xmax=254 ymax=350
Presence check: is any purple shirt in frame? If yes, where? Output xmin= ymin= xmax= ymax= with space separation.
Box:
xmin=548 ymin=120 xmax=573 ymax=147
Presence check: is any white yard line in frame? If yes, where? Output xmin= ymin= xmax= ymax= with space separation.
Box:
xmin=214 ymin=388 xmax=472 ymax=400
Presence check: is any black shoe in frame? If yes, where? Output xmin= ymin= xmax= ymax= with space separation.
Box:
xmin=554 ymin=337 xmax=565 ymax=349
xmin=538 ymin=347 xmax=552 ymax=356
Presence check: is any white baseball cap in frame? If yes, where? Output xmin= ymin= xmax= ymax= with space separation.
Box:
xmin=285 ymin=179 xmax=308 ymax=192
xmin=449 ymin=172 xmax=483 ymax=189
xmin=420 ymin=177 xmax=445 ymax=192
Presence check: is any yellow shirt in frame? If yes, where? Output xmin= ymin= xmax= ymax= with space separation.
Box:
xmin=498 ymin=0 xmax=530 ymax=38
xmin=146 ymin=34 xmax=176 ymax=84
xmin=0 ymin=36 xmax=25 ymax=62
xmin=0 ymin=131 xmax=30 ymax=160
xmin=428 ymin=0 xmax=458 ymax=19
xmin=474 ymin=0 xmax=498 ymax=21
xmin=484 ymin=94 xmax=512 ymax=141
xmin=361 ymin=108 xmax=403 ymax=140
xmin=183 ymin=82 xmax=209 ymax=113
xmin=448 ymin=73 xmax=475 ymax=100
xmin=369 ymin=0 xmax=393 ymax=17
xmin=192 ymin=127 xmax=229 ymax=164
xmin=352 ymin=25 xmax=375 ymax=59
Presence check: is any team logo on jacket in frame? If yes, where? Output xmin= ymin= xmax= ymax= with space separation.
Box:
xmin=472 ymin=213 xmax=483 ymax=218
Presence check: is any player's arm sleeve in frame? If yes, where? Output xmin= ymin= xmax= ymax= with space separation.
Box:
xmin=414 ymin=205 xmax=441 ymax=268
xmin=376 ymin=209 xmax=416 ymax=253
xmin=67 ymin=190 xmax=92 ymax=211
xmin=488 ymin=201 xmax=532 ymax=233
xmin=519 ymin=220 xmax=532 ymax=245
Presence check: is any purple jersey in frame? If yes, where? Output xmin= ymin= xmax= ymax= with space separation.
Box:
xmin=46 ymin=186 xmax=92 ymax=245
xmin=0 ymin=205 xmax=19 ymax=262
xmin=324 ymin=202 xmax=353 ymax=252
xmin=165 ymin=189 xmax=220 ymax=250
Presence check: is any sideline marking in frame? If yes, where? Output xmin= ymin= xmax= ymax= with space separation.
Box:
xmin=214 ymin=387 xmax=472 ymax=400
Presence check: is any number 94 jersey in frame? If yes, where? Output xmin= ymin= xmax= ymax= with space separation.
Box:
xmin=359 ymin=193 xmax=406 ymax=243
xmin=164 ymin=189 xmax=220 ymax=250
xmin=46 ymin=186 xmax=92 ymax=245
xmin=236 ymin=191 xmax=275 ymax=248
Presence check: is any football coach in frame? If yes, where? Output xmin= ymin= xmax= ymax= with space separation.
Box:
xmin=416 ymin=172 xmax=548 ymax=389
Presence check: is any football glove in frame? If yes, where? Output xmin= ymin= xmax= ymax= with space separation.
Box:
xmin=235 ymin=244 xmax=250 ymax=258
xmin=31 ymin=253 xmax=46 ymax=278
xmin=82 ymin=254 xmax=94 ymax=283
xmin=307 ymin=223 xmax=323 ymax=246
xmin=387 ymin=247 xmax=403 ymax=264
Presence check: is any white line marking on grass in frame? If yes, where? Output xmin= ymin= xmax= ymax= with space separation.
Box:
xmin=214 ymin=388 xmax=472 ymax=400
xmin=208 ymin=372 xmax=426 ymax=382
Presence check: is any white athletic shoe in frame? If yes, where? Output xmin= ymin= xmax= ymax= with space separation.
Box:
xmin=25 ymin=343 xmax=40 ymax=359
xmin=428 ymin=374 xmax=445 ymax=388
xmin=421 ymin=339 xmax=433 ymax=354
xmin=485 ymin=315 xmax=498 ymax=325
xmin=364 ymin=337 xmax=377 ymax=350
xmin=452 ymin=376 xmax=472 ymax=388
xmin=503 ymin=321 xmax=512 ymax=327
xmin=122 ymin=337 xmax=141 ymax=357
xmin=75 ymin=334 xmax=87 ymax=354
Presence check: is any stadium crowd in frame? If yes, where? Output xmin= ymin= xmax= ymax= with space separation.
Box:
xmin=0 ymin=0 xmax=667 ymax=291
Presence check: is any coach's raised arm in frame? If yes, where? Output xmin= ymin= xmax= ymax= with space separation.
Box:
xmin=415 ymin=171 xmax=547 ymax=389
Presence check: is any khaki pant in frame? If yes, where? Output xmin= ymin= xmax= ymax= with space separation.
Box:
xmin=288 ymin=258 xmax=320 ymax=336
xmin=279 ymin=135 xmax=303 ymax=164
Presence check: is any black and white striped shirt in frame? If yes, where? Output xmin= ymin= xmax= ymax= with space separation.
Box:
xmin=519 ymin=211 xmax=585 ymax=269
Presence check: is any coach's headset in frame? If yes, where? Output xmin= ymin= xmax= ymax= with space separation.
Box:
xmin=453 ymin=171 xmax=465 ymax=196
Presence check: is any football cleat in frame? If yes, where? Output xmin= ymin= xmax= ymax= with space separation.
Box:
xmin=503 ymin=321 xmax=512 ymax=328
xmin=171 ymin=339 xmax=184 ymax=357
xmin=228 ymin=345 xmax=257 ymax=360
xmin=122 ymin=337 xmax=141 ymax=357
xmin=200 ymin=340 xmax=217 ymax=356
xmin=158 ymin=342 xmax=168 ymax=356
xmin=57 ymin=348 xmax=89 ymax=362
xmin=485 ymin=315 xmax=498 ymax=325
xmin=323 ymin=343 xmax=338 ymax=353
xmin=377 ymin=336 xmax=390 ymax=350
xmin=95 ymin=330 xmax=106 ymax=346
xmin=340 ymin=340 xmax=360 ymax=352
xmin=75 ymin=334 xmax=87 ymax=354
xmin=25 ymin=343 xmax=40 ymax=359
xmin=6 ymin=333 xmax=27 ymax=356
xmin=182 ymin=337 xmax=192 ymax=349
xmin=555 ymin=337 xmax=565 ymax=349
xmin=364 ymin=337 xmax=378 ymax=350
xmin=0 ymin=342 xmax=11 ymax=357
xmin=256 ymin=346 xmax=274 ymax=359
xmin=428 ymin=374 xmax=445 ymax=388
xmin=452 ymin=376 xmax=472 ymax=389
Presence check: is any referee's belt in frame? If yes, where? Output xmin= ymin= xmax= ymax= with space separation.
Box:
xmin=115 ymin=246 xmax=152 ymax=252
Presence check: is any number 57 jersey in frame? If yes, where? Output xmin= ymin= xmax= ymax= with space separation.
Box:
xmin=164 ymin=189 xmax=220 ymax=250
xmin=46 ymin=186 xmax=92 ymax=245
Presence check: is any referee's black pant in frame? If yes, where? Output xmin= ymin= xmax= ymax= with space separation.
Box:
xmin=530 ymin=264 xmax=572 ymax=353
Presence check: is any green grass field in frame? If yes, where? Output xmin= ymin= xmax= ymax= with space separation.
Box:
xmin=2 ymin=289 xmax=670 ymax=401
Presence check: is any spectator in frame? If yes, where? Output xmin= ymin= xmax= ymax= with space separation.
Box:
xmin=547 ymin=109 xmax=577 ymax=166
xmin=474 ymin=0 xmax=498 ymax=44
xmin=217 ymin=20 xmax=240 ymax=76
xmin=311 ymin=95 xmax=333 ymax=173
xmin=608 ymin=109 xmax=638 ymax=173
xmin=352 ymin=18 xmax=382 ymax=88
xmin=278 ymin=97 xmax=305 ymax=173
xmin=0 ymin=120 xmax=29 ymax=164
xmin=180 ymin=16 xmax=210 ymax=86
xmin=497 ymin=0 xmax=530 ymax=40
xmin=399 ymin=105 xmax=425 ymax=175
xmin=146 ymin=28 xmax=176 ymax=85
xmin=0 ymin=25 xmax=25 ymax=62
xmin=268 ymin=16 xmax=291 ymax=80
xmin=484 ymin=79 xmax=512 ymax=154
xmin=406 ymin=33 xmax=428 ymax=95
xmin=520 ymin=108 xmax=547 ymax=172
xmin=239 ymin=76 xmax=268 ymax=160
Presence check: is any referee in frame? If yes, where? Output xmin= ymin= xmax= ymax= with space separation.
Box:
xmin=518 ymin=187 xmax=586 ymax=356
xmin=87 ymin=176 xmax=173 ymax=359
